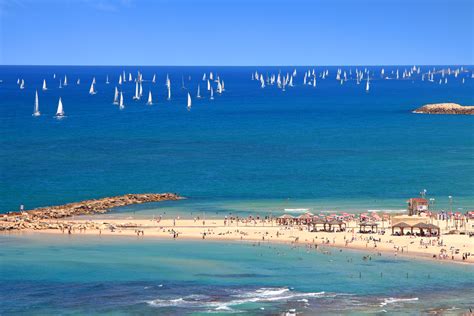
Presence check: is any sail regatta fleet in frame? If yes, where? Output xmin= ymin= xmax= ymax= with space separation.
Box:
xmin=26 ymin=70 xmax=227 ymax=116
xmin=18 ymin=66 xmax=471 ymax=118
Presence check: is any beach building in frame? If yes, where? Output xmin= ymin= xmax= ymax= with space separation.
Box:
xmin=407 ymin=198 xmax=429 ymax=216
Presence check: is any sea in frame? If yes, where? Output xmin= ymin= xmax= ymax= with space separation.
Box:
xmin=1 ymin=65 xmax=473 ymax=314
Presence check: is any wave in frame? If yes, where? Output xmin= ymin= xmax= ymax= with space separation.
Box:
xmin=147 ymin=287 xmax=328 ymax=311
xmin=380 ymin=297 xmax=419 ymax=307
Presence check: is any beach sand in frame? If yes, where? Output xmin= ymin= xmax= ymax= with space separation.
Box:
xmin=12 ymin=217 xmax=474 ymax=265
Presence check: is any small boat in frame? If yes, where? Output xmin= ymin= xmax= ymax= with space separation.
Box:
xmin=366 ymin=77 xmax=370 ymax=92
xmin=207 ymin=79 xmax=211 ymax=91
xmin=210 ymin=87 xmax=214 ymax=100
xmin=76 ymin=78 xmax=80 ymax=85
xmin=55 ymin=97 xmax=65 ymax=118
xmin=89 ymin=82 xmax=96 ymax=95
xmin=147 ymin=90 xmax=153 ymax=105
xmin=42 ymin=79 xmax=47 ymax=91
xmin=152 ymin=74 xmax=156 ymax=84
xmin=19 ymin=79 xmax=25 ymax=89
xmin=139 ymin=82 xmax=143 ymax=97
xmin=118 ymin=75 xmax=122 ymax=85
xmin=106 ymin=75 xmax=110 ymax=84
xmin=63 ymin=75 xmax=68 ymax=86
xmin=128 ymin=73 xmax=132 ymax=82
xmin=133 ymin=82 xmax=140 ymax=100
xmin=187 ymin=93 xmax=192 ymax=111
xmin=32 ymin=90 xmax=40 ymax=117
xmin=197 ymin=84 xmax=201 ymax=98
xmin=119 ymin=92 xmax=125 ymax=110
xmin=113 ymin=87 xmax=119 ymax=104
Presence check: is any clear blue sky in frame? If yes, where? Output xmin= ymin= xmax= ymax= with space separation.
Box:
xmin=0 ymin=0 xmax=472 ymax=65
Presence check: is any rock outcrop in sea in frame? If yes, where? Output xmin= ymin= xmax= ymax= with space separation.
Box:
xmin=0 ymin=193 xmax=182 ymax=231
xmin=413 ymin=103 xmax=474 ymax=115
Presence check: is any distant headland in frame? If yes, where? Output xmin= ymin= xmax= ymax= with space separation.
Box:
xmin=413 ymin=103 xmax=474 ymax=115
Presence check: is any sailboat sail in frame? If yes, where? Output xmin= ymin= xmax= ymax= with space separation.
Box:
xmin=147 ymin=91 xmax=153 ymax=105
xmin=33 ymin=90 xmax=40 ymax=116
xmin=133 ymin=82 xmax=139 ymax=100
xmin=63 ymin=75 xmax=68 ymax=86
xmin=119 ymin=92 xmax=125 ymax=110
xmin=197 ymin=85 xmax=201 ymax=98
xmin=210 ymin=87 xmax=214 ymax=100
xmin=89 ymin=82 xmax=96 ymax=95
xmin=42 ymin=79 xmax=47 ymax=91
xmin=55 ymin=97 xmax=64 ymax=117
xmin=113 ymin=87 xmax=119 ymax=104
xmin=187 ymin=93 xmax=192 ymax=111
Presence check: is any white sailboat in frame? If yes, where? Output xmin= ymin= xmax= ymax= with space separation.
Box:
xmin=152 ymin=74 xmax=156 ymax=84
xmin=313 ymin=76 xmax=316 ymax=88
xmin=207 ymin=79 xmax=211 ymax=91
xmin=147 ymin=91 xmax=153 ymax=105
xmin=128 ymin=73 xmax=132 ymax=82
xmin=113 ymin=87 xmax=119 ymax=104
xmin=59 ymin=79 xmax=62 ymax=89
xmin=106 ymin=75 xmax=110 ymax=84
xmin=77 ymin=78 xmax=80 ymax=85
xmin=139 ymin=82 xmax=143 ymax=97
xmin=187 ymin=93 xmax=192 ymax=111
xmin=197 ymin=84 xmax=201 ymax=98
xmin=217 ymin=81 xmax=223 ymax=94
xmin=119 ymin=92 xmax=125 ymax=110
xmin=118 ymin=75 xmax=123 ymax=85
xmin=89 ymin=82 xmax=96 ymax=95
xmin=42 ymin=79 xmax=47 ymax=91
xmin=32 ymin=90 xmax=40 ymax=117
xmin=20 ymin=79 xmax=25 ymax=89
xmin=366 ymin=77 xmax=370 ymax=92
xmin=133 ymin=82 xmax=140 ymax=100
xmin=166 ymin=76 xmax=171 ymax=100
xmin=55 ymin=97 xmax=65 ymax=118
xmin=210 ymin=87 xmax=214 ymax=100
xmin=63 ymin=75 xmax=68 ymax=86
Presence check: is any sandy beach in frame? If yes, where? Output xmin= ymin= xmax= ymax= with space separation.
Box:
xmin=11 ymin=216 xmax=473 ymax=265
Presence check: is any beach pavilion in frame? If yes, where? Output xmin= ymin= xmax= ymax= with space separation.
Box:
xmin=325 ymin=220 xmax=346 ymax=232
xmin=391 ymin=222 xmax=412 ymax=235
xmin=277 ymin=214 xmax=294 ymax=225
xmin=411 ymin=222 xmax=440 ymax=236
xmin=359 ymin=221 xmax=378 ymax=233
xmin=310 ymin=217 xmax=326 ymax=232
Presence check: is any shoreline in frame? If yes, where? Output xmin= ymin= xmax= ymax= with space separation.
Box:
xmin=4 ymin=217 xmax=472 ymax=266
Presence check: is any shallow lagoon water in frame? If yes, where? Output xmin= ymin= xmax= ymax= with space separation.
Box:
xmin=1 ymin=234 xmax=473 ymax=315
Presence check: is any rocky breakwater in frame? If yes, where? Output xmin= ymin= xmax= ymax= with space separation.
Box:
xmin=413 ymin=103 xmax=474 ymax=115
xmin=0 ymin=193 xmax=182 ymax=231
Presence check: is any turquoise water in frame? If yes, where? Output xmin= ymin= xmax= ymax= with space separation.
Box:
xmin=1 ymin=66 xmax=473 ymax=215
xmin=1 ymin=234 xmax=473 ymax=315
xmin=1 ymin=66 xmax=473 ymax=314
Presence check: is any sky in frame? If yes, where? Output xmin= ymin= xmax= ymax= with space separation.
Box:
xmin=0 ymin=0 xmax=472 ymax=65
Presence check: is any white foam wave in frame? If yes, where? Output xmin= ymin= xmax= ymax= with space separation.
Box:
xmin=147 ymin=287 xmax=327 ymax=311
xmin=380 ymin=297 xmax=419 ymax=307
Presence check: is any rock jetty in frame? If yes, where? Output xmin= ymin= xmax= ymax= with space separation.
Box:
xmin=413 ymin=103 xmax=474 ymax=115
xmin=0 ymin=193 xmax=182 ymax=231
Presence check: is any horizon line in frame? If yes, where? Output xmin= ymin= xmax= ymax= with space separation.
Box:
xmin=1 ymin=64 xmax=473 ymax=67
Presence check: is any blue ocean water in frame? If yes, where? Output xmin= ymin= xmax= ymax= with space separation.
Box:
xmin=1 ymin=234 xmax=473 ymax=315
xmin=1 ymin=66 xmax=473 ymax=216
